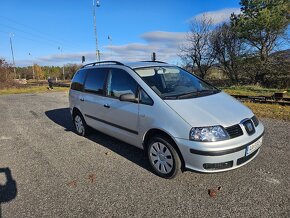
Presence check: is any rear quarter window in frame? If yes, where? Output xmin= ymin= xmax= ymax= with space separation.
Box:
xmin=71 ymin=69 xmax=87 ymax=91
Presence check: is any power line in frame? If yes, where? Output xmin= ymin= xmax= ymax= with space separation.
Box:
xmin=0 ymin=16 xmax=64 ymax=45
xmin=0 ymin=15 xmax=90 ymax=52
xmin=0 ymin=23 xmax=63 ymax=46
xmin=0 ymin=15 xmax=87 ymax=48
xmin=0 ymin=24 xmax=62 ymax=47
xmin=0 ymin=13 xmax=99 ymax=64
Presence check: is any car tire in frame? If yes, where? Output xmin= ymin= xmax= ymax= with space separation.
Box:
xmin=147 ymin=135 xmax=181 ymax=179
xmin=73 ymin=111 xmax=90 ymax=137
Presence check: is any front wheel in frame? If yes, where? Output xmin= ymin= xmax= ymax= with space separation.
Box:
xmin=147 ymin=135 xmax=181 ymax=179
xmin=73 ymin=112 xmax=89 ymax=136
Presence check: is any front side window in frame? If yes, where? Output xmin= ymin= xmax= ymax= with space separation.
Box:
xmin=134 ymin=66 xmax=219 ymax=99
xmin=107 ymin=69 xmax=137 ymax=98
xmin=84 ymin=68 xmax=107 ymax=95
xmin=139 ymin=88 xmax=153 ymax=105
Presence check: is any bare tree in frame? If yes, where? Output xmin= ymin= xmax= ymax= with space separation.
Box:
xmin=180 ymin=16 xmax=216 ymax=79
xmin=211 ymin=23 xmax=245 ymax=84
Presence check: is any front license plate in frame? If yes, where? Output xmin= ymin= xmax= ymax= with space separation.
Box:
xmin=246 ymin=137 xmax=263 ymax=156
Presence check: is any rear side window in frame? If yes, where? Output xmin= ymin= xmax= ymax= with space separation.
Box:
xmin=71 ymin=69 xmax=87 ymax=91
xmin=107 ymin=69 xmax=137 ymax=98
xmin=84 ymin=68 xmax=107 ymax=95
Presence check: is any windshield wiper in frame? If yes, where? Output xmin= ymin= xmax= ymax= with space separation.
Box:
xmin=163 ymin=89 xmax=219 ymax=100
xmin=198 ymin=89 xmax=220 ymax=95
xmin=162 ymin=91 xmax=198 ymax=99
xmin=176 ymin=90 xmax=219 ymax=99
xmin=176 ymin=91 xmax=198 ymax=99
xmin=163 ymin=95 xmax=178 ymax=99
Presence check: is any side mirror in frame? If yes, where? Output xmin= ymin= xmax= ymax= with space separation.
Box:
xmin=119 ymin=93 xmax=138 ymax=103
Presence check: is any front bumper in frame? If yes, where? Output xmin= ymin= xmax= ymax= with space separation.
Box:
xmin=175 ymin=122 xmax=264 ymax=173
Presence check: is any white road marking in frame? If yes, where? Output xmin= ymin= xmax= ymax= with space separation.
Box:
xmin=264 ymin=177 xmax=281 ymax=185
xmin=0 ymin=136 xmax=12 ymax=140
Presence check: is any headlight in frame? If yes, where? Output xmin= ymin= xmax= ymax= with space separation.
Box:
xmin=189 ymin=126 xmax=229 ymax=142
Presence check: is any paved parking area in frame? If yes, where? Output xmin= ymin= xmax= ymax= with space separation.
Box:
xmin=0 ymin=92 xmax=289 ymax=217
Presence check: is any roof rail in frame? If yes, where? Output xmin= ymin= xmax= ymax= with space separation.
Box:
xmin=81 ymin=61 xmax=124 ymax=68
xmin=140 ymin=60 xmax=168 ymax=64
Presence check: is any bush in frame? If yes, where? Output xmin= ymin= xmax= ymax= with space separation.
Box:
xmin=0 ymin=59 xmax=16 ymax=89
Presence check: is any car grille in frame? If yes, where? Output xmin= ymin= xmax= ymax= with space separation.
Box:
xmin=251 ymin=116 xmax=259 ymax=127
xmin=225 ymin=124 xmax=243 ymax=139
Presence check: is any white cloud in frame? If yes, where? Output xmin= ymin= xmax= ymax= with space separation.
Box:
xmin=192 ymin=8 xmax=240 ymax=25
xmin=103 ymin=31 xmax=187 ymax=62
xmin=141 ymin=31 xmax=187 ymax=44
xmin=18 ymin=31 xmax=187 ymax=66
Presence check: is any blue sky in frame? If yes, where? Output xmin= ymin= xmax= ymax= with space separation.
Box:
xmin=0 ymin=0 xmax=241 ymax=66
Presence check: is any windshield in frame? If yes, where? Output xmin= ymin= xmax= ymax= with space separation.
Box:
xmin=134 ymin=66 xmax=219 ymax=99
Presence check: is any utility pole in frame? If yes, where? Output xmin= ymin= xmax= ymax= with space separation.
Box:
xmin=9 ymin=33 xmax=16 ymax=78
xmin=93 ymin=0 xmax=100 ymax=61
xmin=58 ymin=46 xmax=65 ymax=80
xmin=29 ymin=53 xmax=35 ymax=80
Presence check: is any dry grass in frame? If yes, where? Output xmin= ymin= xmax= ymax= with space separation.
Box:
xmin=244 ymin=102 xmax=290 ymax=122
xmin=223 ymin=86 xmax=290 ymax=121
xmin=0 ymin=86 xmax=69 ymax=95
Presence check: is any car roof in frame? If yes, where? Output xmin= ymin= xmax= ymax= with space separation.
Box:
xmin=81 ymin=61 xmax=173 ymax=70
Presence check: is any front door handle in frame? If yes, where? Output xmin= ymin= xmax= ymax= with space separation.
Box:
xmin=104 ymin=104 xmax=110 ymax=108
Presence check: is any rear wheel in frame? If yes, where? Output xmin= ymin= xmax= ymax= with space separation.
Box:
xmin=147 ymin=135 xmax=181 ymax=179
xmin=73 ymin=112 xmax=89 ymax=136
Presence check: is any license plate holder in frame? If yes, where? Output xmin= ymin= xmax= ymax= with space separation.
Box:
xmin=246 ymin=137 xmax=263 ymax=156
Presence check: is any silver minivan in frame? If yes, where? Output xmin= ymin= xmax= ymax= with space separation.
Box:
xmin=69 ymin=61 xmax=264 ymax=178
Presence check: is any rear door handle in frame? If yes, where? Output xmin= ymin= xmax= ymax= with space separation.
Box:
xmin=80 ymin=98 xmax=84 ymax=102
xmin=104 ymin=104 xmax=110 ymax=108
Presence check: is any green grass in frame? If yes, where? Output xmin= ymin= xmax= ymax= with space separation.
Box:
xmin=222 ymin=85 xmax=290 ymax=97
xmin=0 ymin=86 xmax=69 ymax=95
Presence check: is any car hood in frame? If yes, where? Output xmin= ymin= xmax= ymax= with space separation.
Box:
xmin=164 ymin=91 xmax=253 ymax=127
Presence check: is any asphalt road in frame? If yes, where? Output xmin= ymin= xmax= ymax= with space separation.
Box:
xmin=0 ymin=92 xmax=289 ymax=218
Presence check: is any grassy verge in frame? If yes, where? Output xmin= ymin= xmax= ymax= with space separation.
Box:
xmin=222 ymin=85 xmax=290 ymax=97
xmin=243 ymin=102 xmax=290 ymax=122
xmin=0 ymin=86 xmax=69 ymax=95
xmin=222 ymin=86 xmax=290 ymax=121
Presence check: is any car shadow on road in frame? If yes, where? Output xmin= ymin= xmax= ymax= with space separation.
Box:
xmin=45 ymin=108 xmax=151 ymax=172
xmin=0 ymin=168 xmax=18 ymax=218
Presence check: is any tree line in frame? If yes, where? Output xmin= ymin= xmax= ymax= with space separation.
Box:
xmin=0 ymin=59 xmax=80 ymax=84
xmin=180 ymin=0 xmax=290 ymax=88
xmin=15 ymin=64 xmax=80 ymax=81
